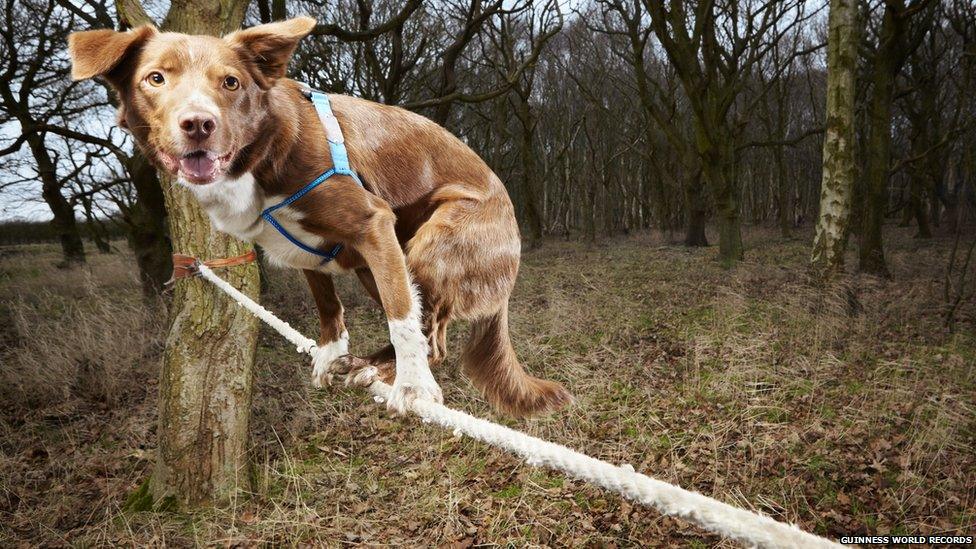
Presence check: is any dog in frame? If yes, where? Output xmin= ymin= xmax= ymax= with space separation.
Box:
xmin=68 ymin=17 xmax=572 ymax=417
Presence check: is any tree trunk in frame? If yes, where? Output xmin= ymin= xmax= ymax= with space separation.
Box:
xmin=858 ymin=0 xmax=932 ymax=276
xmin=898 ymin=186 xmax=913 ymax=227
xmin=515 ymin=96 xmax=543 ymax=248
xmin=161 ymin=0 xmax=249 ymax=34
xmin=137 ymin=0 xmax=260 ymax=509
xmin=929 ymin=191 xmax=940 ymax=228
xmin=909 ymin=174 xmax=932 ymax=238
xmin=27 ymin=133 xmax=86 ymax=266
xmin=699 ymin=140 xmax=742 ymax=266
xmin=125 ymin=151 xmax=173 ymax=299
xmin=857 ymin=6 xmax=903 ymax=277
xmin=911 ymin=79 xmax=939 ymax=238
xmin=683 ymin=171 xmax=709 ymax=247
xmin=811 ymin=0 xmax=858 ymax=280
xmin=92 ymin=231 xmax=112 ymax=253
xmin=79 ymin=196 xmax=112 ymax=253
xmin=271 ymin=0 xmax=286 ymax=21
xmin=715 ymin=193 xmax=743 ymax=267
xmin=775 ymin=147 xmax=792 ymax=238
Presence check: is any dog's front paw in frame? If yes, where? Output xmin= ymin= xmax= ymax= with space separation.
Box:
xmin=386 ymin=372 xmax=443 ymax=415
xmin=310 ymin=332 xmax=349 ymax=387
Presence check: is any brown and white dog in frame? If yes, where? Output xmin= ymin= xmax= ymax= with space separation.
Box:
xmin=68 ymin=17 xmax=571 ymax=417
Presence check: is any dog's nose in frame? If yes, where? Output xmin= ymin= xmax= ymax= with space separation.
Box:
xmin=179 ymin=113 xmax=217 ymax=142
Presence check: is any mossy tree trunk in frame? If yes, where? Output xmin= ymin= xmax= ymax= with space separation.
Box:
xmin=857 ymin=0 xmax=935 ymax=277
xmin=902 ymin=30 xmax=943 ymax=240
xmin=609 ymin=1 xmax=710 ymax=247
xmin=858 ymin=7 xmax=899 ymax=277
xmin=811 ymin=0 xmax=859 ymax=280
xmin=697 ymin=126 xmax=743 ymax=266
xmin=645 ymin=1 xmax=762 ymax=267
xmin=118 ymin=0 xmax=260 ymax=508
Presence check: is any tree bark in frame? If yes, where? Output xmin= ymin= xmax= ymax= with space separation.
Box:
xmin=78 ymin=195 xmax=112 ymax=253
xmin=908 ymin=173 xmax=933 ymax=238
xmin=904 ymin=51 xmax=940 ymax=239
xmin=714 ymin=189 xmax=743 ymax=267
xmin=812 ymin=0 xmax=858 ymax=280
xmin=858 ymin=25 xmax=896 ymax=277
xmin=161 ymin=0 xmax=250 ymax=34
xmin=124 ymin=0 xmax=261 ymax=508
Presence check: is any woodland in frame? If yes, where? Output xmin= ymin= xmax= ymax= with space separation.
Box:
xmin=0 ymin=0 xmax=974 ymax=546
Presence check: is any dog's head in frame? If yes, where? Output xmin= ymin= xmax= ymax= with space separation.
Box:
xmin=68 ymin=17 xmax=316 ymax=184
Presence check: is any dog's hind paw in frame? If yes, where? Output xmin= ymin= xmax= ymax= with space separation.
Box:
xmin=345 ymin=365 xmax=379 ymax=387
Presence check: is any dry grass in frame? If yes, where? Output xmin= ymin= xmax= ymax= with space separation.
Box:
xmin=2 ymin=293 xmax=161 ymax=409
xmin=0 ymin=244 xmax=163 ymax=409
xmin=0 ymin=227 xmax=974 ymax=547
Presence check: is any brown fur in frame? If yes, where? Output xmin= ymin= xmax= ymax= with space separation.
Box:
xmin=303 ymin=270 xmax=345 ymax=343
xmin=68 ymin=17 xmax=572 ymax=417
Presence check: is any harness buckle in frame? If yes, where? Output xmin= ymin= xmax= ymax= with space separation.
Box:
xmin=165 ymin=250 xmax=258 ymax=288
xmin=166 ymin=254 xmax=203 ymax=287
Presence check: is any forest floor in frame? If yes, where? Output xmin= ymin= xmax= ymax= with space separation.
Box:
xmin=1 ymin=226 xmax=974 ymax=547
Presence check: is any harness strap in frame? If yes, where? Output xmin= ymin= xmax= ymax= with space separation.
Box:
xmin=311 ymin=92 xmax=351 ymax=174
xmin=259 ymin=88 xmax=363 ymax=264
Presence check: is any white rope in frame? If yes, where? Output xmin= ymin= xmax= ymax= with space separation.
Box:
xmin=197 ymin=264 xmax=842 ymax=549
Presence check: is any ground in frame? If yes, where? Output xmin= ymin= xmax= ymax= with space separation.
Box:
xmin=1 ymin=226 xmax=974 ymax=547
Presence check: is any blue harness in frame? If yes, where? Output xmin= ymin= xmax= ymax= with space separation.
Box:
xmin=260 ymin=89 xmax=364 ymax=263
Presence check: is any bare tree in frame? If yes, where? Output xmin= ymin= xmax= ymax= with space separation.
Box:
xmin=587 ymin=0 xmax=709 ymax=246
xmin=481 ymin=1 xmax=562 ymax=246
xmin=646 ymin=0 xmax=820 ymax=266
xmin=0 ymin=0 xmax=89 ymax=266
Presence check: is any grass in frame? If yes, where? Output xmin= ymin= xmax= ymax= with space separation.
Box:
xmin=0 ymin=226 xmax=974 ymax=546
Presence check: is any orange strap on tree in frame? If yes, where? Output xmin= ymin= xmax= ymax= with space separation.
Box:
xmin=168 ymin=249 xmax=258 ymax=284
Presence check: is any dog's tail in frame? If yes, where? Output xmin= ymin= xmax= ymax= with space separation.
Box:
xmin=462 ymin=303 xmax=572 ymax=417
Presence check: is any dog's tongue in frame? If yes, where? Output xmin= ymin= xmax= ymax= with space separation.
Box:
xmin=180 ymin=152 xmax=216 ymax=180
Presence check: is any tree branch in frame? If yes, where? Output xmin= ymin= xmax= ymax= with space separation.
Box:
xmin=312 ymin=0 xmax=422 ymax=42
xmin=115 ymin=0 xmax=153 ymax=29
xmin=736 ymin=126 xmax=824 ymax=151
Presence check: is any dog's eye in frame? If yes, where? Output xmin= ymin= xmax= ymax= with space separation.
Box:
xmin=146 ymin=71 xmax=165 ymax=86
xmin=223 ymin=76 xmax=240 ymax=91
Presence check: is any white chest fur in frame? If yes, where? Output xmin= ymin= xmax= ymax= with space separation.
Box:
xmin=184 ymin=173 xmax=346 ymax=273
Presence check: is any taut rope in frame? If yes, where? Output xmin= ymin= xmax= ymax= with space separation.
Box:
xmin=186 ymin=260 xmax=841 ymax=549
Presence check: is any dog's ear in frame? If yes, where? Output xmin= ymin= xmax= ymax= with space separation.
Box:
xmin=225 ymin=16 xmax=316 ymax=85
xmin=68 ymin=26 xmax=157 ymax=87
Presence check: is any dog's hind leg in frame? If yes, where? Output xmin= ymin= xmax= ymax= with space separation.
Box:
xmin=415 ymin=284 xmax=453 ymax=367
xmin=405 ymin=184 xmax=572 ymax=417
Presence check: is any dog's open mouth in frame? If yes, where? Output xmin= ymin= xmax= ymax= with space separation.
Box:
xmin=170 ymin=150 xmax=234 ymax=184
